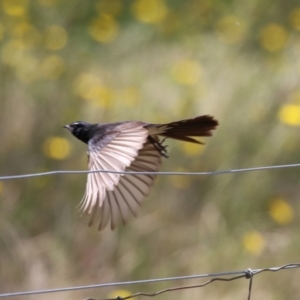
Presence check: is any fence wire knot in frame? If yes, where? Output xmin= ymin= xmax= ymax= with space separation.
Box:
xmin=245 ymin=268 xmax=254 ymax=279
xmin=245 ymin=268 xmax=254 ymax=300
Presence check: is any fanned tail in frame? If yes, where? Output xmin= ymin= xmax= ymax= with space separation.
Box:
xmin=147 ymin=115 xmax=218 ymax=144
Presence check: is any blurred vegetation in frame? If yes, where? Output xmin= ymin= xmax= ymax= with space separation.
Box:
xmin=1 ymin=0 xmax=300 ymax=299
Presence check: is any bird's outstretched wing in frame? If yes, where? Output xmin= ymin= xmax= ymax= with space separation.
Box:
xmin=78 ymin=122 xmax=162 ymax=230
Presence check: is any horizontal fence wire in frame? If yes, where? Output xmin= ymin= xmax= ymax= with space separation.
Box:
xmin=0 ymin=264 xmax=299 ymax=299
xmin=0 ymin=163 xmax=300 ymax=180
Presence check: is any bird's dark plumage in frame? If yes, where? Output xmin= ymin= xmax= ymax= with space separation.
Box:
xmin=64 ymin=115 xmax=218 ymax=230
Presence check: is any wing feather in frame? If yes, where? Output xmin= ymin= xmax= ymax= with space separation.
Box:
xmin=106 ymin=192 xmax=119 ymax=230
xmin=79 ymin=122 xmax=152 ymax=228
xmin=97 ymin=200 xmax=110 ymax=230
xmin=94 ymin=140 xmax=162 ymax=229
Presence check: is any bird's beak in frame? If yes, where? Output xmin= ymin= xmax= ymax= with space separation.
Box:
xmin=63 ymin=124 xmax=70 ymax=130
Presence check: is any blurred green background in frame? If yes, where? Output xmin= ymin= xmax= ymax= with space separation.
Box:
xmin=1 ymin=0 xmax=300 ymax=299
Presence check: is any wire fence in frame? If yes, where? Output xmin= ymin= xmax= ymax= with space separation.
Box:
xmin=1 ymin=162 xmax=300 ymax=180
xmin=1 ymin=164 xmax=300 ymax=299
xmin=0 ymin=264 xmax=299 ymax=299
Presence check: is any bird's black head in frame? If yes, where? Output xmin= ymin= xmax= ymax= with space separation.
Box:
xmin=64 ymin=121 xmax=94 ymax=144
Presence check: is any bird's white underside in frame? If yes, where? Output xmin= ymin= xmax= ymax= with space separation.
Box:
xmin=78 ymin=123 xmax=162 ymax=230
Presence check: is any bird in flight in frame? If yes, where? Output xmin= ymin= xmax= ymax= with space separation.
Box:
xmin=64 ymin=115 xmax=218 ymax=230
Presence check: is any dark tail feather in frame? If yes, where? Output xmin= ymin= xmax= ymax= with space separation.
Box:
xmin=155 ymin=115 xmax=218 ymax=144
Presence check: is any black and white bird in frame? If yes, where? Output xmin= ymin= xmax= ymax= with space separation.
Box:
xmin=64 ymin=115 xmax=218 ymax=230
